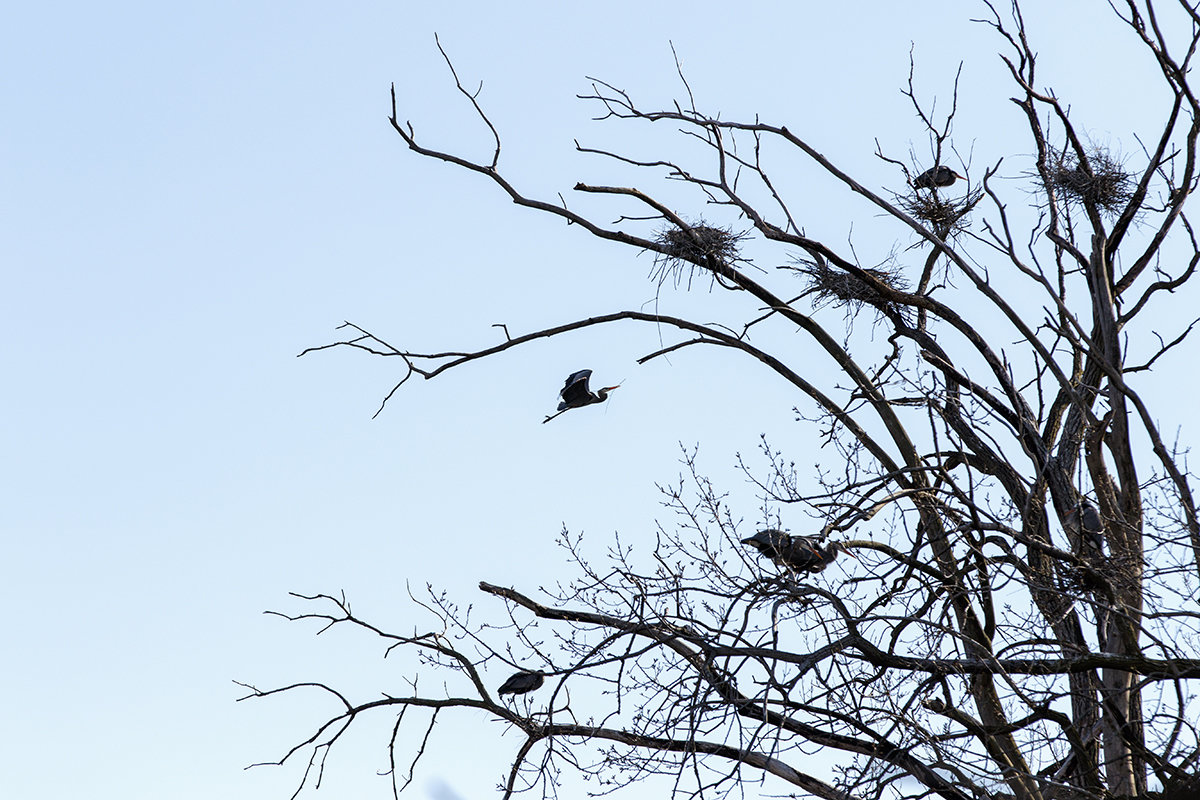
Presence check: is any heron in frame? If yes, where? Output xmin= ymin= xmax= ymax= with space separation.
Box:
xmin=741 ymin=529 xmax=859 ymax=574
xmin=543 ymin=369 xmax=620 ymax=424
xmin=913 ymin=165 xmax=965 ymax=190
xmin=497 ymin=670 xmax=545 ymax=695
xmin=1063 ymin=500 xmax=1111 ymax=607
xmin=1064 ymin=500 xmax=1105 ymax=556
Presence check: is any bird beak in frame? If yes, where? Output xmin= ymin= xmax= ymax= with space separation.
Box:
xmin=954 ymin=171 xmax=966 ymax=182
xmin=601 ymin=386 xmax=621 ymax=393
xmin=844 ymin=548 xmax=861 ymax=560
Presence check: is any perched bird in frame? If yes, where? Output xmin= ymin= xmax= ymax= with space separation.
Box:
xmin=1064 ymin=500 xmax=1105 ymax=557
xmin=741 ymin=530 xmax=859 ymax=574
xmin=913 ymin=165 xmax=965 ymax=190
xmin=1063 ymin=500 xmax=1111 ymax=605
xmin=497 ymin=670 xmax=545 ymax=696
xmin=543 ymin=369 xmax=620 ymax=424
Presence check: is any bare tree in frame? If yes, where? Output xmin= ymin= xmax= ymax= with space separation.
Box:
xmin=241 ymin=2 xmax=1200 ymax=799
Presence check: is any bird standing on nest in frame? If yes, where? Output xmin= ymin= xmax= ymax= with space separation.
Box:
xmin=913 ymin=165 xmax=965 ymax=190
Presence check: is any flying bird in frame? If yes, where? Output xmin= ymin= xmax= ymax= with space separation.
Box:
xmin=497 ymin=670 xmax=545 ymax=696
xmin=543 ymin=369 xmax=620 ymax=424
xmin=741 ymin=529 xmax=859 ymax=574
xmin=913 ymin=165 xmax=965 ymax=190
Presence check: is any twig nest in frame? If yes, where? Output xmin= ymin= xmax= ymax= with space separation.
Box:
xmin=650 ymin=222 xmax=747 ymax=289
xmin=898 ymin=189 xmax=981 ymax=236
xmin=1045 ymin=145 xmax=1134 ymax=215
xmin=796 ymin=259 xmax=910 ymax=317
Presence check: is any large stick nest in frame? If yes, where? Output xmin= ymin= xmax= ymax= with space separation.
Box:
xmin=1044 ymin=145 xmax=1134 ymax=215
xmin=795 ymin=259 xmax=911 ymax=318
xmin=897 ymin=188 xmax=982 ymax=237
xmin=650 ymin=222 xmax=749 ymax=289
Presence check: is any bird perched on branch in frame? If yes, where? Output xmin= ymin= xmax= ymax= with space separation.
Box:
xmin=913 ymin=165 xmax=965 ymax=190
xmin=497 ymin=670 xmax=545 ymax=696
xmin=1064 ymin=500 xmax=1105 ymax=557
xmin=741 ymin=529 xmax=859 ymax=574
xmin=543 ymin=369 xmax=620 ymax=424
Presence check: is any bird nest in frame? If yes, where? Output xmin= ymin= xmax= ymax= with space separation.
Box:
xmin=650 ymin=222 xmax=748 ymax=289
xmin=1059 ymin=549 xmax=1136 ymax=602
xmin=1044 ymin=145 xmax=1134 ymax=215
xmin=898 ymin=189 xmax=980 ymax=237
xmin=1060 ymin=560 xmax=1108 ymax=598
xmin=796 ymin=259 xmax=910 ymax=317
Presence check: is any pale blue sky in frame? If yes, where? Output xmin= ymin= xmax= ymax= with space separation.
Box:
xmin=3 ymin=2 xmax=1193 ymax=799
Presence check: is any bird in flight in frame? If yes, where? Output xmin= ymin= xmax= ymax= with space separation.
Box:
xmin=543 ymin=369 xmax=620 ymax=424
xmin=913 ymin=165 xmax=965 ymax=190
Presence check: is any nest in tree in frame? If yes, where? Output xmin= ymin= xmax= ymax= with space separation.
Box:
xmin=1044 ymin=145 xmax=1134 ymax=215
xmin=1060 ymin=549 xmax=1129 ymax=602
xmin=650 ymin=222 xmax=747 ymax=289
xmin=796 ymin=259 xmax=910 ymax=317
xmin=1060 ymin=561 xmax=1108 ymax=598
xmin=898 ymin=188 xmax=980 ymax=237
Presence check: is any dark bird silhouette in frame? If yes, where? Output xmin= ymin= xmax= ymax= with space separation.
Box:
xmin=543 ymin=369 xmax=620 ymax=424
xmin=497 ymin=670 xmax=545 ymax=696
xmin=913 ymin=165 xmax=965 ymax=190
xmin=1064 ymin=500 xmax=1105 ymax=557
xmin=741 ymin=529 xmax=859 ymax=574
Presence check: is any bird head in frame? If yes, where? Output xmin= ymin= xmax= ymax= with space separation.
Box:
xmin=833 ymin=542 xmax=861 ymax=560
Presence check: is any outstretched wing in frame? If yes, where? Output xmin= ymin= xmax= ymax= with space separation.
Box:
xmin=558 ymin=369 xmax=594 ymax=409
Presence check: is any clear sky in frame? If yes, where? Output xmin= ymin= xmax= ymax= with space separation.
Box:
xmin=3 ymin=2 xmax=1193 ymax=799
